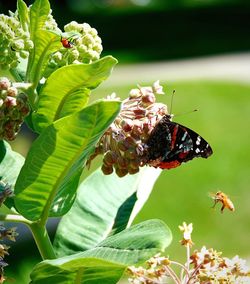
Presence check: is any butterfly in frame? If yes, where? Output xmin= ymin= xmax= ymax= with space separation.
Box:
xmin=146 ymin=114 xmax=213 ymax=169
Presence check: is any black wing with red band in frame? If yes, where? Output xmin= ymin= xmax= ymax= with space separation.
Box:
xmin=146 ymin=115 xmax=213 ymax=169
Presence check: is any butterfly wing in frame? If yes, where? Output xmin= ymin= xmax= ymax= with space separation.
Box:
xmin=146 ymin=115 xmax=213 ymax=169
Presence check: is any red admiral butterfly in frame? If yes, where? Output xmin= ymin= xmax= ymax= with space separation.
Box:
xmin=146 ymin=114 xmax=213 ymax=169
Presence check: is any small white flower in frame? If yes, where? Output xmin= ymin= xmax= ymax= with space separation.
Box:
xmin=153 ymin=80 xmax=164 ymax=95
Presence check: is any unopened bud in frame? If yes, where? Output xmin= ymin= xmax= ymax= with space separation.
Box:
xmin=117 ymin=156 xmax=128 ymax=169
xmin=101 ymin=164 xmax=113 ymax=175
xmin=133 ymin=108 xmax=146 ymax=119
xmin=124 ymin=136 xmax=137 ymax=147
xmin=128 ymin=166 xmax=139 ymax=175
xmin=4 ymin=96 xmax=17 ymax=108
xmin=6 ymin=86 xmax=18 ymax=97
xmin=124 ymin=148 xmax=137 ymax=160
xmin=121 ymin=119 xmax=133 ymax=132
xmin=129 ymin=88 xmax=140 ymax=99
xmin=115 ymin=167 xmax=128 ymax=177
xmin=132 ymin=123 xmax=143 ymax=136
xmin=117 ymin=140 xmax=129 ymax=151
xmin=19 ymin=105 xmax=30 ymax=116
xmin=16 ymin=93 xmax=28 ymax=107
xmin=103 ymin=151 xmax=117 ymax=166
xmin=0 ymin=77 xmax=11 ymax=90
xmin=141 ymin=92 xmax=156 ymax=107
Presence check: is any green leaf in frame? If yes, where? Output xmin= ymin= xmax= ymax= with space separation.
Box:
xmin=0 ymin=141 xmax=24 ymax=188
xmin=17 ymin=0 xmax=29 ymax=31
xmin=26 ymin=0 xmax=51 ymax=81
xmin=33 ymin=56 xmax=118 ymax=133
xmin=0 ymin=140 xmax=6 ymax=163
xmin=0 ymin=141 xmax=24 ymax=210
xmin=28 ymin=30 xmax=62 ymax=86
xmin=54 ymin=167 xmax=161 ymax=257
xmin=14 ymin=100 xmax=121 ymax=221
xmin=31 ymin=220 xmax=172 ymax=284
xmin=29 ymin=0 xmax=50 ymax=39
xmin=30 ymin=258 xmax=125 ymax=284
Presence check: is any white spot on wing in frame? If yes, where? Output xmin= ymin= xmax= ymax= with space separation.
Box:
xmin=196 ymin=136 xmax=201 ymax=145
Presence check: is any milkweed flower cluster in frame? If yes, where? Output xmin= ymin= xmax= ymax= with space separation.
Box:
xmin=0 ymin=224 xmax=18 ymax=283
xmin=46 ymin=21 xmax=103 ymax=77
xmin=0 ymin=12 xmax=33 ymax=69
xmin=88 ymin=81 xmax=167 ymax=177
xmin=127 ymin=222 xmax=250 ymax=284
xmin=0 ymin=181 xmax=13 ymax=207
xmin=0 ymin=77 xmax=30 ymax=141
xmin=0 ymin=180 xmax=16 ymax=284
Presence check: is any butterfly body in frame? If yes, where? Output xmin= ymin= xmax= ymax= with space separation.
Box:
xmin=146 ymin=115 xmax=213 ymax=169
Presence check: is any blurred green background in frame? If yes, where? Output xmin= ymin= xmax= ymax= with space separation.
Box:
xmin=1 ymin=0 xmax=250 ymax=282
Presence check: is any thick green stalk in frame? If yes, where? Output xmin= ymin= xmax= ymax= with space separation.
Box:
xmin=0 ymin=214 xmax=56 ymax=259
xmin=0 ymin=213 xmax=32 ymax=225
xmin=29 ymin=222 xmax=56 ymax=260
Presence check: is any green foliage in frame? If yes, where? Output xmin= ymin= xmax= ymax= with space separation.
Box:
xmin=0 ymin=140 xmax=6 ymax=163
xmin=27 ymin=30 xmax=61 ymax=85
xmin=14 ymin=101 xmax=121 ymax=221
xmin=31 ymin=220 xmax=172 ymax=284
xmin=29 ymin=0 xmax=50 ymax=37
xmin=54 ymin=167 xmax=161 ymax=256
xmin=0 ymin=141 xmax=24 ymax=194
xmin=17 ymin=0 xmax=29 ymax=31
xmin=33 ymin=56 xmax=118 ymax=133
xmin=26 ymin=0 xmax=51 ymax=81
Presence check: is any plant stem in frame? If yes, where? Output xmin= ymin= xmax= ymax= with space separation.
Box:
xmin=0 ymin=213 xmax=32 ymax=225
xmin=164 ymin=265 xmax=181 ymax=284
xmin=25 ymin=85 xmax=38 ymax=110
xmin=75 ymin=268 xmax=84 ymax=284
xmin=29 ymin=222 xmax=56 ymax=260
xmin=1 ymin=213 xmax=56 ymax=259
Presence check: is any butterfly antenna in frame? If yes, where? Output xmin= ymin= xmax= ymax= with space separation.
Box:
xmin=169 ymin=90 xmax=175 ymax=115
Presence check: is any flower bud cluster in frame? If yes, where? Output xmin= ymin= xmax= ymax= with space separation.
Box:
xmin=0 ymin=13 xmax=33 ymax=69
xmin=127 ymin=254 xmax=171 ymax=284
xmin=128 ymin=248 xmax=250 ymax=284
xmin=127 ymin=223 xmax=250 ymax=284
xmin=47 ymin=21 xmax=102 ymax=75
xmin=44 ymin=10 xmax=61 ymax=33
xmin=0 ymin=224 xmax=18 ymax=283
xmin=0 ymin=77 xmax=30 ymax=141
xmin=0 ymin=180 xmax=13 ymax=207
xmin=190 ymin=247 xmax=250 ymax=283
xmin=89 ymin=81 xmax=167 ymax=177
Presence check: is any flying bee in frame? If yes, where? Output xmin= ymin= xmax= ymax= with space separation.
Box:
xmin=210 ymin=191 xmax=235 ymax=213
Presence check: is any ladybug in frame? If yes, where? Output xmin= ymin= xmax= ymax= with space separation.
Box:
xmin=60 ymin=36 xmax=74 ymax=48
